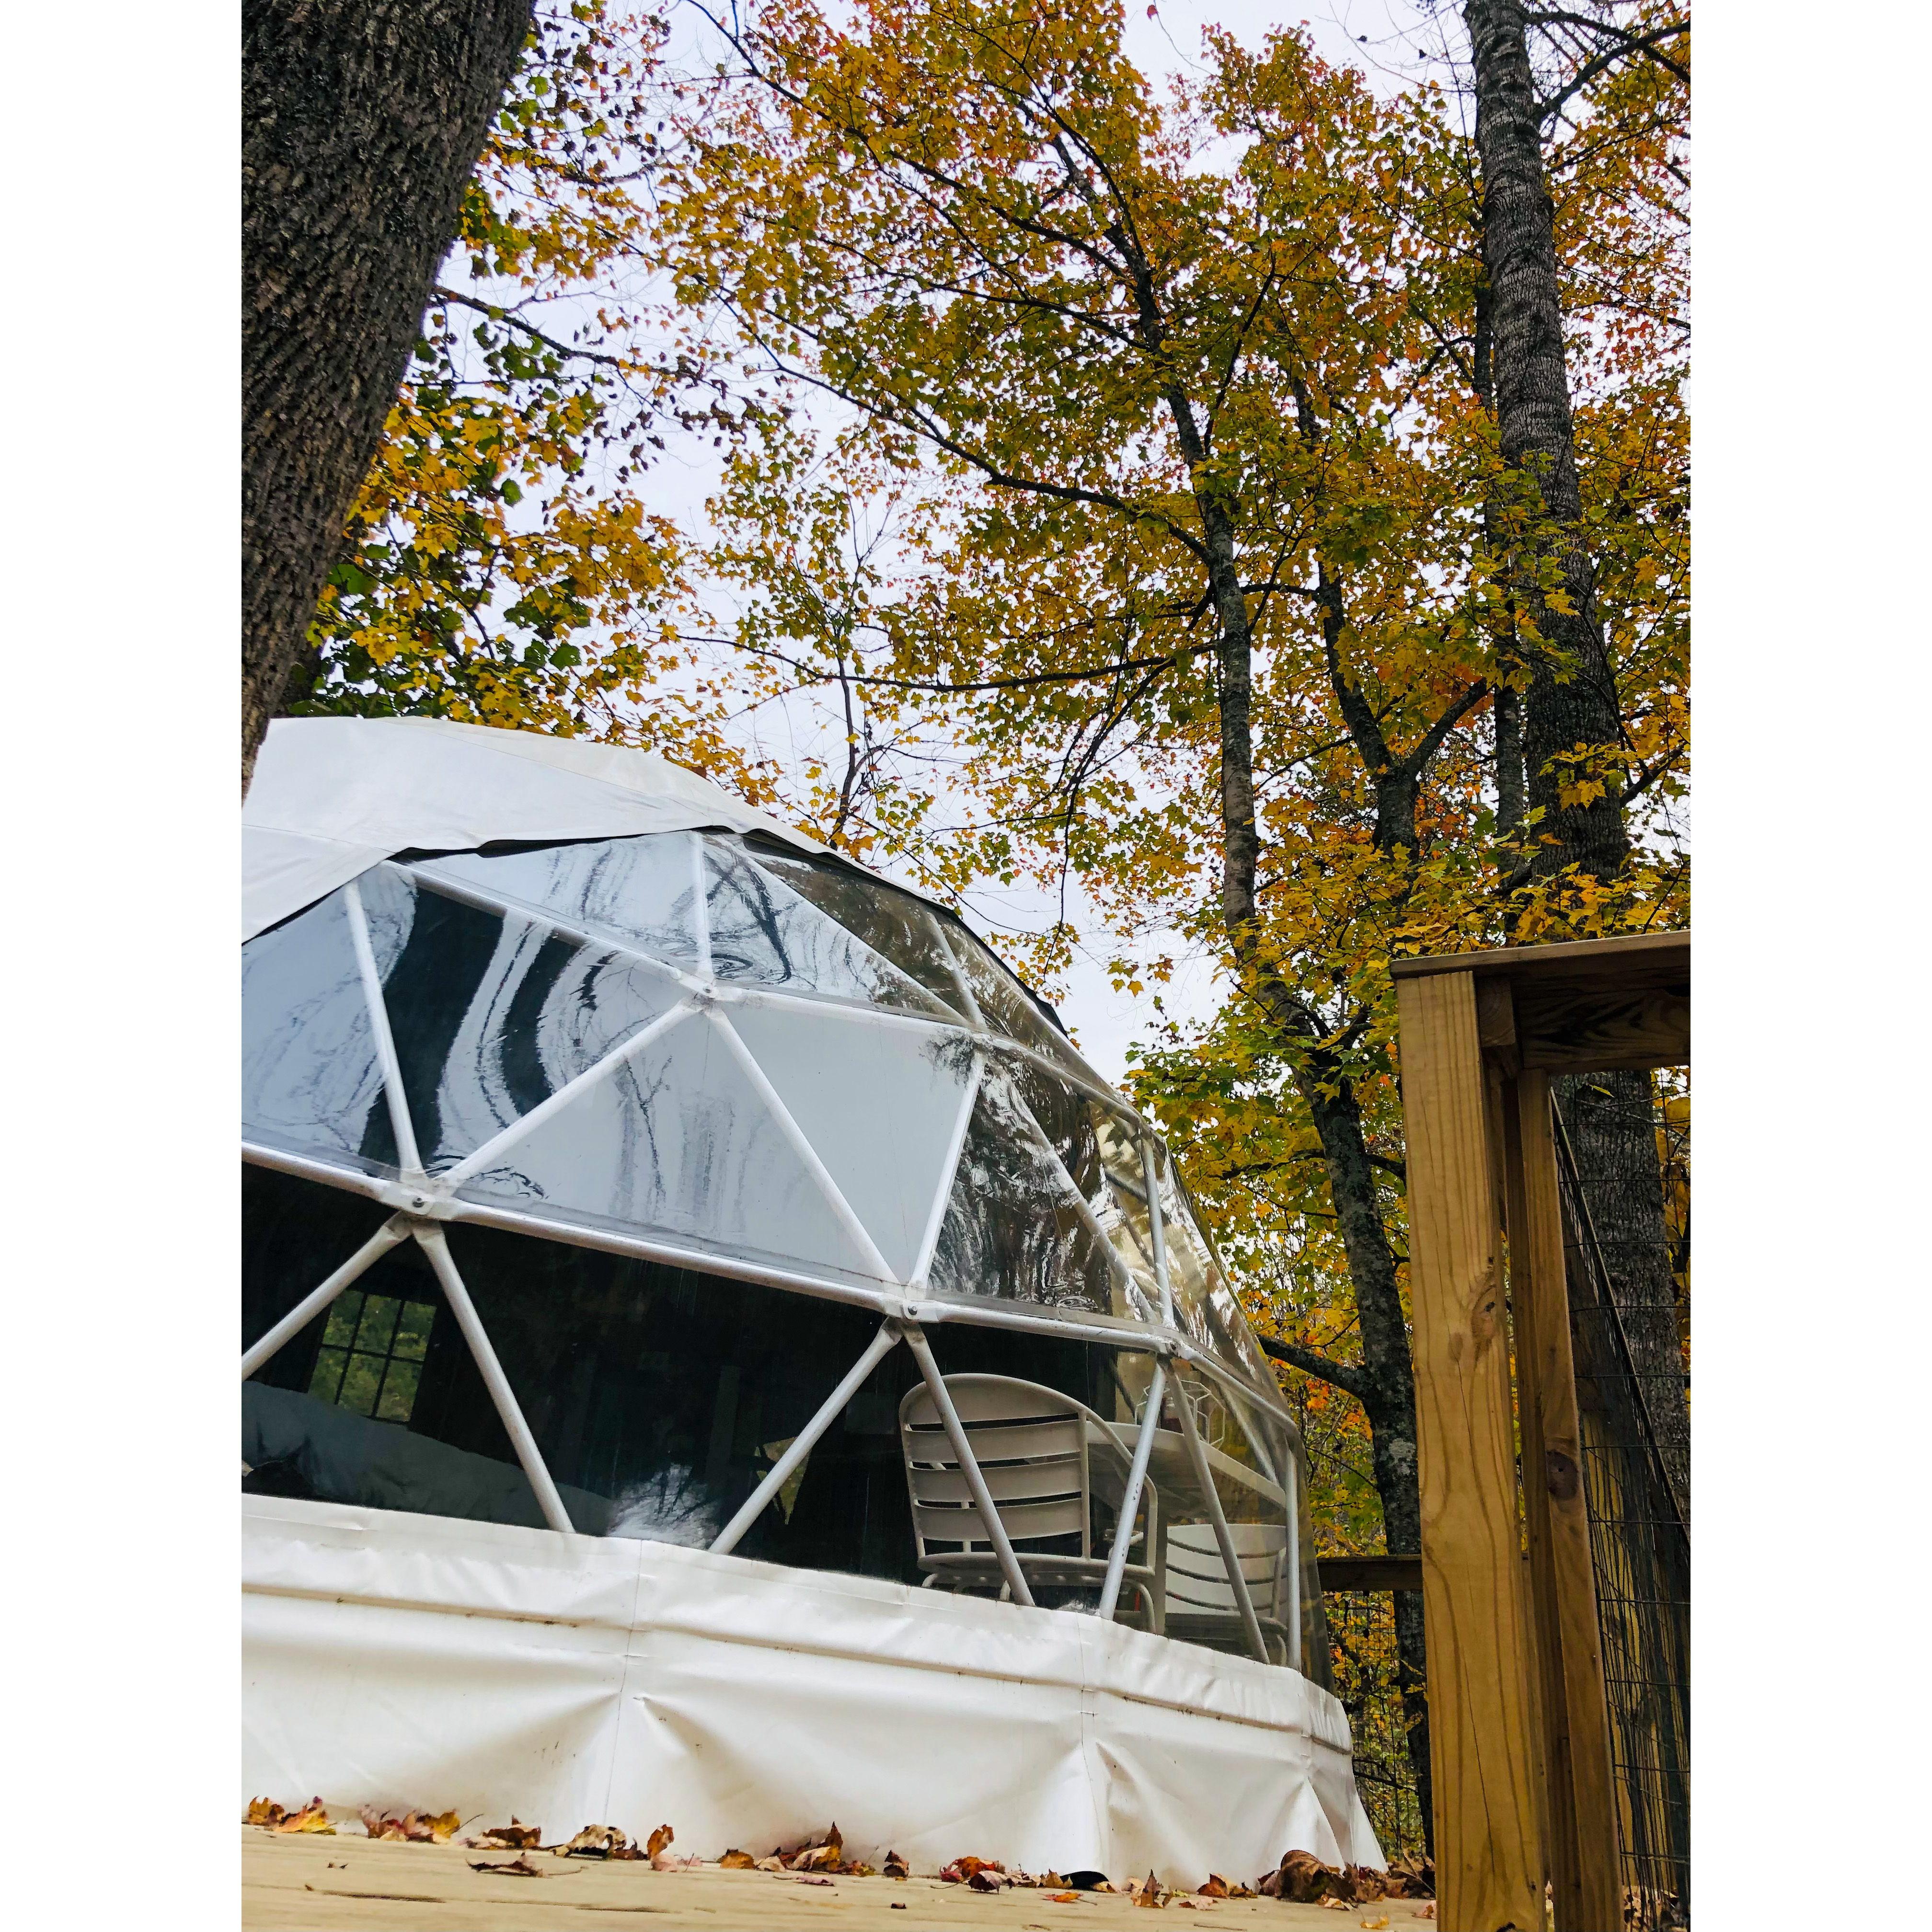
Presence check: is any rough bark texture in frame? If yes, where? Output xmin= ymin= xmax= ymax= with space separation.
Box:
xmin=1188 ymin=377 xmax=1439 ymax=1845
xmin=242 ymin=0 xmax=536 ymax=791
xmin=1465 ymin=0 xmax=1690 ymax=1521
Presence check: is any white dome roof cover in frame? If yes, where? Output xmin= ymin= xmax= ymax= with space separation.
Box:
xmin=242 ymin=718 xmax=1274 ymax=1397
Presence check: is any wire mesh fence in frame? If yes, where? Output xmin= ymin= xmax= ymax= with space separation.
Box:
xmin=1556 ymin=1101 xmax=1691 ymax=1931
xmin=1323 ymin=1588 xmax=1428 ymax=1864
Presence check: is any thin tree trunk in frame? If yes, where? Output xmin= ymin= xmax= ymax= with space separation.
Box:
xmin=242 ymin=0 xmax=536 ymax=791
xmin=1465 ymin=0 xmax=1690 ymax=1519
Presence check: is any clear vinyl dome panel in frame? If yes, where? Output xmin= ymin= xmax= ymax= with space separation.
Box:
xmin=242 ymin=829 xmax=1276 ymax=1393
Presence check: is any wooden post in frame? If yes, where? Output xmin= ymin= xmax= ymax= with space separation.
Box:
xmin=1395 ymin=970 xmax=1544 ymax=1932
xmin=1502 ymin=1073 xmax=1579 ymax=1920
xmin=1511 ymin=1069 xmax=1622 ymax=1930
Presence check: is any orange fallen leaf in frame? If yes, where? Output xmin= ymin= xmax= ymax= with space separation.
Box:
xmin=1359 ymin=1918 xmax=1391 ymax=1930
xmin=1198 ymin=1874 xmax=1230 ymax=1898
xmin=719 ymin=1849 xmax=758 ymax=1870
xmin=1049 ymin=1893 xmax=1081 ymax=1905
xmin=245 ymin=1798 xmax=287 ymax=1828
xmin=274 ymin=1798 xmax=334 ymax=1835
xmin=1133 ymin=1869 xmax=1164 ymax=1908
xmin=646 ymin=1824 xmax=675 ymax=1860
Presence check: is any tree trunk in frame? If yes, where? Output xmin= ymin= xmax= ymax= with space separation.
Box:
xmin=242 ymin=0 xmax=535 ymax=791
xmin=1465 ymin=0 xmax=1690 ymax=1519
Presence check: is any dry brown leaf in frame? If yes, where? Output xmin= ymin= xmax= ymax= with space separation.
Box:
xmin=791 ymin=1824 xmax=845 ymax=1872
xmin=754 ymin=1856 xmax=788 ymax=1873
xmin=718 ymin=1849 xmax=758 ymax=1870
xmin=883 ymin=1850 xmax=910 ymax=1880
xmin=470 ymin=1854 xmax=545 ymax=1878
xmin=1346 ymin=1864 xmax=1387 ymax=1901
xmin=557 ymin=1824 xmax=632 ymax=1859
xmin=1278 ymin=1849 xmax=1346 ymax=1904
xmin=472 ymin=1821 xmax=542 ymax=1852
xmin=969 ymin=1869 xmax=1006 ymax=1893
xmin=245 ymin=1798 xmax=287 ymax=1828
xmin=941 ymin=1855 xmax=1006 ymax=1885
xmin=645 ymin=1824 xmax=675 ymax=1860
xmin=1133 ymin=1869 xmax=1164 ymax=1908
xmin=1198 ymin=1875 xmax=1230 ymax=1898
xmin=274 ymin=1798 xmax=334 ymax=1835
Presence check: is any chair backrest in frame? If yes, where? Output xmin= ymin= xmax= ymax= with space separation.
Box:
xmin=1164 ymin=1520 xmax=1289 ymax=1621
xmin=899 ymin=1375 xmax=1093 ymax=1563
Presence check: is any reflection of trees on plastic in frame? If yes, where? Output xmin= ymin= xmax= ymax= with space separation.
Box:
xmin=608 ymin=1464 xmax=719 ymax=1547
xmin=241 ymin=828 xmax=1272 ymax=1387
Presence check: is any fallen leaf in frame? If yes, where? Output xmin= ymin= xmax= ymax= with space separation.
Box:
xmin=557 ymin=1825 xmax=632 ymax=1859
xmin=1417 ymin=1909 xmax=1436 ymax=1922
xmin=1319 ymin=1899 xmax=1350 ymax=1913
xmin=883 ymin=1851 xmax=910 ymax=1880
xmin=1133 ymin=1868 xmax=1164 ymax=1908
xmin=719 ymin=1849 xmax=758 ymax=1870
xmin=790 ymin=1824 xmax=845 ymax=1873
xmin=845 ymin=1862 xmax=878 ymax=1877
xmin=1048 ymin=1894 xmax=1081 ymax=1905
xmin=1346 ymin=1864 xmax=1387 ymax=1902
xmin=246 ymin=1798 xmax=287 ymax=1828
xmin=646 ymin=1824 xmax=675 ymax=1860
xmin=754 ymin=1856 xmax=788 ymax=1873
xmin=942 ymin=1855 xmax=1008 ymax=1884
xmin=472 ymin=1820 xmax=542 ymax=1852
xmin=969 ymin=1869 xmax=1005 ymax=1893
xmin=274 ymin=1798 xmax=334 ymax=1836
xmin=470 ymin=1854 xmax=545 ymax=1878
xmin=1276 ymin=1849 xmax=1346 ymax=1904
xmin=1359 ymin=1918 xmax=1391 ymax=1930
xmin=1198 ymin=1875 xmax=1230 ymax=1898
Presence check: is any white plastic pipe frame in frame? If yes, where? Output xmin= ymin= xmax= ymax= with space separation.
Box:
xmin=242 ymin=835 xmax=1307 ymax=1649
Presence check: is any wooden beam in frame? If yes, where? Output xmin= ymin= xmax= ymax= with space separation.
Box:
xmin=1391 ymin=930 xmax=1688 ymax=986
xmin=1393 ymin=931 xmax=1690 ymax=1073
xmin=1317 ymin=1554 xmax=1424 ymax=1593
xmin=1511 ymin=1070 xmax=1621 ymax=1931
xmin=1517 ymin=984 xmax=1689 ymax=1073
xmin=1394 ymin=969 xmax=1544 ymax=1932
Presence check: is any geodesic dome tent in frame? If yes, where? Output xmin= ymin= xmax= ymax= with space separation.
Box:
xmin=241 ymin=717 xmax=1379 ymax=1881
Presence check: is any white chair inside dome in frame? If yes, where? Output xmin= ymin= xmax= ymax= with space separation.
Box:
xmin=899 ymin=1374 xmax=1163 ymax=1629
xmin=1162 ymin=1522 xmax=1298 ymax=1667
